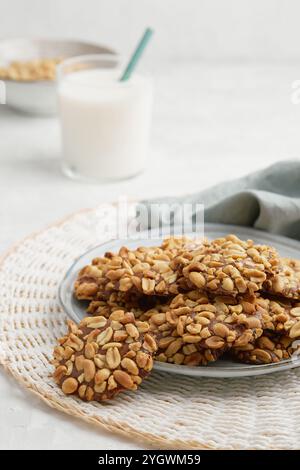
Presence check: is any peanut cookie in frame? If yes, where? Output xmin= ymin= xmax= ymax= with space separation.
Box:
xmin=263 ymin=258 xmax=300 ymax=300
xmin=174 ymin=234 xmax=279 ymax=297
xmin=231 ymin=332 xmax=300 ymax=364
xmin=74 ymin=237 xmax=199 ymax=301
xmin=256 ymin=295 xmax=300 ymax=339
xmin=86 ymin=290 xmax=300 ymax=340
xmin=53 ymin=313 xmax=157 ymax=402
xmin=155 ymin=336 xmax=224 ymax=366
xmin=80 ymin=293 xmax=248 ymax=366
xmin=157 ymin=291 xmax=264 ymax=348
xmin=86 ymin=292 xmax=173 ymax=322
xmin=86 ymin=291 xmax=149 ymax=317
xmin=136 ymin=291 xmax=264 ymax=367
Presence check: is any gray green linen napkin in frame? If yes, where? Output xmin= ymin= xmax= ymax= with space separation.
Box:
xmin=137 ymin=160 xmax=300 ymax=239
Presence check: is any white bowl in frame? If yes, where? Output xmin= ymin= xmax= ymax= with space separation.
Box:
xmin=0 ymin=38 xmax=115 ymax=115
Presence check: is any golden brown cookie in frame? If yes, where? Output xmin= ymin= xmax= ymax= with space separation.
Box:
xmin=129 ymin=291 xmax=266 ymax=367
xmin=263 ymin=258 xmax=300 ymax=300
xmin=86 ymin=291 xmax=300 ymax=344
xmin=86 ymin=291 xmax=148 ymax=317
xmin=155 ymin=337 xmax=224 ymax=366
xmin=53 ymin=313 xmax=157 ymax=402
xmin=255 ymin=294 xmax=300 ymax=339
xmin=152 ymin=291 xmax=300 ymax=364
xmin=174 ymin=234 xmax=279 ymax=296
xmin=85 ymin=290 xmax=174 ymax=321
xmin=231 ymin=332 xmax=300 ymax=364
xmin=151 ymin=291 xmax=264 ymax=353
xmin=74 ymin=237 xmax=199 ymax=301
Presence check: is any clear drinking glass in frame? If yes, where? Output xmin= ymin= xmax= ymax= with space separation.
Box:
xmin=57 ymin=54 xmax=153 ymax=182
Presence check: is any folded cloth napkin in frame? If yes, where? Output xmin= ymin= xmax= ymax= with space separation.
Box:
xmin=137 ymin=160 xmax=300 ymax=239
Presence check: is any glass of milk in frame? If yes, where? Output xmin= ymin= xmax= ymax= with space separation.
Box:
xmin=57 ymin=54 xmax=153 ymax=181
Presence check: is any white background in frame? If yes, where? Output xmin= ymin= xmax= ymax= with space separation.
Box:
xmin=2 ymin=0 xmax=300 ymax=62
xmin=1 ymin=0 xmax=300 ymax=450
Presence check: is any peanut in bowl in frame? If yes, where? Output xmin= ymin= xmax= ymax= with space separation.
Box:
xmin=0 ymin=37 xmax=115 ymax=115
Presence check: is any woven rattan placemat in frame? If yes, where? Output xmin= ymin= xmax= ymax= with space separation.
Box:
xmin=1 ymin=207 xmax=300 ymax=449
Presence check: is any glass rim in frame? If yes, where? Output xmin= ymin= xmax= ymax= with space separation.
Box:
xmin=56 ymin=53 xmax=121 ymax=81
xmin=56 ymin=53 xmax=152 ymax=87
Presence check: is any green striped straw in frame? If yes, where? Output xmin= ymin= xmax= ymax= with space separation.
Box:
xmin=120 ymin=28 xmax=154 ymax=81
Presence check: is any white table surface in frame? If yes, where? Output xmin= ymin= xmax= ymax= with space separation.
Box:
xmin=1 ymin=62 xmax=300 ymax=449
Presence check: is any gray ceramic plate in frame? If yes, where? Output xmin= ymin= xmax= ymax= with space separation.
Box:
xmin=58 ymin=223 xmax=300 ymax=377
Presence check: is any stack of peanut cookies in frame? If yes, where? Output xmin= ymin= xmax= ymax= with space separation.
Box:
xmin=53 ymin=235 xmax=300 ymax=402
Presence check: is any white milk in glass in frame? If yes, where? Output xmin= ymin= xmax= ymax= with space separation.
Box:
xmin=58 ymin=68 xmax=153 ymax=181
